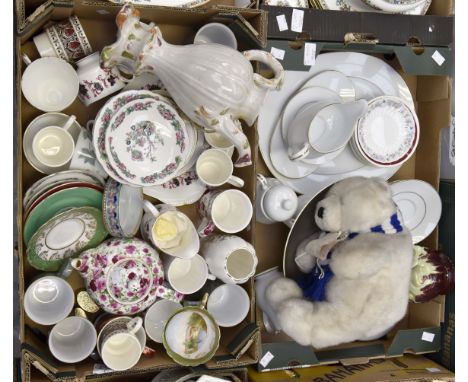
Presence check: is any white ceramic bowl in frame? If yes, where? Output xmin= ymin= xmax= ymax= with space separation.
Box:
xmin=21 ymin=57 xmax=79 ymax=112
xmin=24 ymin=276 xmax=74 ymax=325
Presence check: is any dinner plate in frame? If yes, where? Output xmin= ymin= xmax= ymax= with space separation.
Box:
xmin=258 ymin=62 xmax=403 ymax=195
xmin=93 ymin=90 xmax=173 ymax=183
xmin=105 ymin=98 xmax=188 ymax=186
xmin=301 ymin=70 xmax=356 ymax=102
xmin=391 ymin=180 xmax=442 ymax=244
xmin=23 ymin=187 xmax=103 ymax=244
xmin=348 ymin=77 xmax=384 ymax=100
xmin=143 ymin=169 xmax=207 ymax=206
xmin=25 ymin=181 xmax=103 ymax=213
xmin=23 ymin=170 xmax=104 ymax=208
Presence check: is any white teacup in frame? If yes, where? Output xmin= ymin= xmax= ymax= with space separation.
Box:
xmin=204 ymin=131 xmax=235 ymax=157
xmin=144 ymin=299 xmax=183 ymax=343
xmin=141 ymin=201 xmax=199 ymax=259
xmin=21 ymin=54 xmax=79 ymax=112
xmin=196 ymin=149 xmax=244 ymax=188
xmin=49 ymin=316 xmax=97 ymax=363
xmin=24 ymin=276 xmax=74 ymax=326
xmin=194 ymin=23 xmax=238 ymax=50
xmin=32 ymin=115 xmax=77 ymax=168
xmin=98 ymin=316 xmax=146 ymax=371
xmin=207 ymin=284 xmax=250 ymax=327
xmin=162 ymin=253 xmax=215 ymax=295
xmin=198 ymin=190 xmax=253 ymax=237
xmin=76 ymin=52 xmax=125 ymax=106
xmin=201 ymin=234 xmax=257 ymax=284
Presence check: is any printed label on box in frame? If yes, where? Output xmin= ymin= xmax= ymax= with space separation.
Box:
xmin=276 ymin=14 xmax=288 ymax=31
xmin=304 ymin=43 xmax=317 ymax=66
xmin=260 ymin=351 xmax=275 ymax=367
xmin=270 ymin=47 xmax=285 ymax=61
xmin=421 ymin=331 xmax=435 ymax=342
xmin=432 ymin=50 xmax=446 ymax=66
xmin=291 ymin=9 xmax=304 ymax=33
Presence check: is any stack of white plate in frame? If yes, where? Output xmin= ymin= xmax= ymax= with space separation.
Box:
xmin=93 ymin=89 xmax=202 ymax=187
xmin=258 ymin=52 xmax=419 ymax=197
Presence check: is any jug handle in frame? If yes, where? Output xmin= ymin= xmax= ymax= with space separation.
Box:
xmin=244 ymin=50 xmax=284 ymax=90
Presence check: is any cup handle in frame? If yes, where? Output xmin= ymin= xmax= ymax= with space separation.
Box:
xmin=197 ymin=217 xmax=215 ymax=238
xmin=22 ymin=53 xmax=32 ymax=66
xmin=256 ymin=174 xmax=268 ymax=190
xmin=56 ymin=258 xmax=74 ymax=279
xmin=244 ymin=50 xmax=284 ymax=90
xmin=155 ymin=284 xmax=184 ymax=303
xmin=126 ymin=317 xmax=143 ymax=335
xmin=86 ymin=120 xmax=95 ymax=133
xmin=61 ymin=115 xmax=77 ymax=132
xmin=207 ymin=273 xmax=216 ymax=281
xmin=142 ymin=200 xmax=160 ymax=218
xmin=228 ymin=175 xmax=244 ymax=188
xmin=289 ymin=143 xmax=312 ymax=162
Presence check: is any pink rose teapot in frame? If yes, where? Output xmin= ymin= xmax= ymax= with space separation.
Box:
xmin=71 ymin=237 xmax=183 ymax=315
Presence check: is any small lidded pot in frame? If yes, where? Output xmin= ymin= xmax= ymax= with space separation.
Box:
xmin=256 ymin=174 xmax=298 ymax=225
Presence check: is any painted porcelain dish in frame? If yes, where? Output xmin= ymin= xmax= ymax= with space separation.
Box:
xmin=391 ymin=180 xmax=442 ymax=244
xmin=163 ymin=306 xmax=220 ymax=366
xmin=23 ymin=187 xmax=103 ymax=244
xmin=93 ymin=90 xmax=171 ymax=183
xmin=27 ymin=207 xmax=108 ymax=271
xmin=316 ymin=0 xmax=431 ymax=14
xmin=354 ymin=96 xmax=419 ymax=167
xmin=103 ymin=179 xmax=144 ymax=237
xmin=71 ymin=237 xmax=183 ymax=315
xmin=104 ymin=98 xmax=188 ymax=186
xmin=107 ymin=0 xmax=210 ymax=7
xmin=25 ymin=182 xmax=104 ymax=219
xmin=23 ymin=170 xmax=104 ymax=207
xmin=143 ymin=169 xmax=207 ymax=207
xmin=264 ymin=0 xmax=309 ymax=6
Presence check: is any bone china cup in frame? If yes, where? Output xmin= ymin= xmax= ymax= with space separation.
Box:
xmin=196 ymin=149 xmax=244 ymax=188
xmin=207 ymin=284 xmax=250 ymax=327
xmin=24 ymin=276 xmax=74 ymax=326
xmin=49 ymin=317 xmax=97 ymax=363
xmin=21 ymin=55 xmax=79 ymax=112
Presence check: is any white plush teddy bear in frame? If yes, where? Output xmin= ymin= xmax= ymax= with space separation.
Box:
xmin=266 ymin=177 xmax=413 ymax=349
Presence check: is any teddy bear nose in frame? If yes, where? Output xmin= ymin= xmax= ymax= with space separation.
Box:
xmin=317 ymin=207 xmax=324 ymax=219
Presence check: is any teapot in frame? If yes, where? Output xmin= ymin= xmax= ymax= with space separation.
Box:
xmin=71 ymin=237 xmax=183 ymax=315
xmin=101 ymin=5 xmax=284 ymax=167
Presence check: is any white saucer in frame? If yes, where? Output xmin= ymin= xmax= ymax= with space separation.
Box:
xmin=301 ymin=70 xmax=356 ymax=102
xmin=391 ymin=180 xmax=442 ymax=244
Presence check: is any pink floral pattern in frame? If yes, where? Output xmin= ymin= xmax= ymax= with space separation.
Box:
xmin=75 ymin=237 xmax=183 ymax=315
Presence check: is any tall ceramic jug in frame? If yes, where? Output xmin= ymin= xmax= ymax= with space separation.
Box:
xmin=101 ymin=5 xmax=284 ymax=167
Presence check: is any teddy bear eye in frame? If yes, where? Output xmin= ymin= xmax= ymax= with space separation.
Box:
xmin=317 ymin=207 xmax=324 ymax=219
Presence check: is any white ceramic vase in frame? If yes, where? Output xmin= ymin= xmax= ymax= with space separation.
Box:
xmin=101 ymin=4 xmax=284 ymax=167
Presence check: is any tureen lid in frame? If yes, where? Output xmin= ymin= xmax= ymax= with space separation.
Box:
xmin=263 ymin=185 xmax=298 ymax=222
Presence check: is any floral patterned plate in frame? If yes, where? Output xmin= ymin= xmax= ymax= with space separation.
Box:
xmin=27 ymin=207 xmax=108 ymax=272
xmin=143 ymin=169 xmax=207 ymax=207
xmin=105 ymin=98 xmax=189 ymax=186
xmin=355 ymin=96 xmax=419 ymax=167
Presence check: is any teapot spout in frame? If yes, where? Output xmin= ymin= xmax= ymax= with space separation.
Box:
xmin=195 ymin=106 xmax=252 ymax=167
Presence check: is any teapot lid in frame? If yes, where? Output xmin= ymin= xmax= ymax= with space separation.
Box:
xmin=107 ymin=258 xmax=154 ymax=305
xmin=263 ymin=185 xmax=298 ymax=222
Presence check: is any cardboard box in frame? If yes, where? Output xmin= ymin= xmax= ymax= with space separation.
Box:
xmin=247 ymin=354 xmax=455 ymax=381
xmin=254 ymin=41 xmax=452 ymax=371
xmin=22 ymin=351 xmax=249 ymax=382
xmin=261 ymin=0 xmax=453 ymax=47
xmin=15 ymin=0 xmax=261 ymax=38
xmin=15 ymin=2 xmax=267 ymax=380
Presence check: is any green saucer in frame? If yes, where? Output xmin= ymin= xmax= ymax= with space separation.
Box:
xmin=23 ymin=187 xmax=103 ymax=244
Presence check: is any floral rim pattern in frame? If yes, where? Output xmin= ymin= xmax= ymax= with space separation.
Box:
xmin=106 ymin=100 xmax=186 ymax=185
xmin=357 ymin=98 xmax=418 ymax=165
xmin=102 ymin=179 xmax=125 ymax=237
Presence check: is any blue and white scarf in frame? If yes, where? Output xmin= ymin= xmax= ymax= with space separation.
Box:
xmin=298 ymin=212 xmax=404 ymax=301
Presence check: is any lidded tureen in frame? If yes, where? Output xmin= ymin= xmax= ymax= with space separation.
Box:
xmin=71 ymin=237 xmax=183 ymax=314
